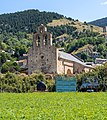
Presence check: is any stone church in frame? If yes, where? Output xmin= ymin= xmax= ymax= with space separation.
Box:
xmin=28 ymin=24 xmax=92 ymax=75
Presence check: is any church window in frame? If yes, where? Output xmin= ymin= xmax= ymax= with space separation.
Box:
xmin=67 ymin=69 xmax=72 ymax=75
xmin=39 ymin=26 xmax=44 ymax=33
xmin=38 ymin=36 xmax=40 ymax=47
xmin=43 ymin=34 xmax=48 ymax=46
xmin=41 ymin=56 xmax=44 ymax=59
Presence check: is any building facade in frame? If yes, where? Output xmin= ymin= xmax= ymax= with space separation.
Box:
xmin=28 ymin=24 xmax=92 ymax=75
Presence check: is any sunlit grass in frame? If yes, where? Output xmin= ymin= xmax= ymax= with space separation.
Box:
xmin=0 ymin=92 xmax=107 ymax=120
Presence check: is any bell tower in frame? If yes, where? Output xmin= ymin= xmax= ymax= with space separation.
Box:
xmin=28 ymin=24 xmax=58 ymax=75
xmin=33 ymin=24 xmax=52 ymax=49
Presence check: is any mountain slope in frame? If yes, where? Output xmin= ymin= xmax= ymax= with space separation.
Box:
xmin=0 ymin=9 xmax=103 ymax=34
xmin=47 ymin=18 xmax=103 ymax=33
xmin=0 ymin=9 xmax=64 ymax=33
xmin=89 ymin=17 xmax=107 ymax=27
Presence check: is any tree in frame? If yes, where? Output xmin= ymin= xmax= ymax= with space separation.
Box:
xmin=1 ymin=61 xmax=20 ymax=74
xmin=80 ymin=52 xmax=87 ymax=61
xmin=76 ymin=62 xmax=107 ymax=91
xmin=1 ymin=63 xmax=9 ymax=73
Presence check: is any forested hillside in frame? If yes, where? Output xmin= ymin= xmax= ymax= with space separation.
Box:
xmin=89 ymin=17 xmax=107 ymax=27
xmin=0 ymin=9 xmax=63 ymax=33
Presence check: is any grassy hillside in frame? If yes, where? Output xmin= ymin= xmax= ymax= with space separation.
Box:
xmin=47 ymin=18 xmax=103 ymax=33
xmin=1 ymin=93 xmax=107 ymax=120
xmin=72 ymin=44 xmax=93 ymax=55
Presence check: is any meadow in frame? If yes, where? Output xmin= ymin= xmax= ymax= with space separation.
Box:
xmin=0 ymin=92 xmax=107 ymax=120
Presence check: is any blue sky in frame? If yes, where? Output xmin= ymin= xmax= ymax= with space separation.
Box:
xmin=0 ymin=0 xmax=107 ymax=22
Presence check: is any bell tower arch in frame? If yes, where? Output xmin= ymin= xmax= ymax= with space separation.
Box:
xmin=33 ymin=24 xmax=52 ymax=48
xmin=28 ymin=24 xmax=58 ymax=75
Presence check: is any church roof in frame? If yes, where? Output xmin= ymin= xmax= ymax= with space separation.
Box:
xmin=58 ymin=51 xmax=92 ymax=68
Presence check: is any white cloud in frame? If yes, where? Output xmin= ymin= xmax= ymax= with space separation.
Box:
xmin=101 ymin=1 xmax=107 ymax=5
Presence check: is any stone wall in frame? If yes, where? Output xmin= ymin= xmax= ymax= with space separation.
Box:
xmin=28 ymin=45 xmax=58 ymax=74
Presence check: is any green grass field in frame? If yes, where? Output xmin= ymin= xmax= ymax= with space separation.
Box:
xmin=0 ymin=92 xmax=107 ymax=120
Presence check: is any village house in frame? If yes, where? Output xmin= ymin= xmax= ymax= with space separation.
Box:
xmin=95 ymin=58 xmax=107 ymax=64
xmin=28 ymin=24 xmax=92 ymax=75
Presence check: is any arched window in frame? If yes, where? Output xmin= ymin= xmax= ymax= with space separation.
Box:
xmin=45 ymin=35 xmax=48 ymax=45
xmin=41 ymin=55 xmax=44 ymax=59
xmin=38 ymin=36 xmax=40 ymax=47
xmin=43 ymin=34 xmax=48 ymax=46
xmin=67 ymin=69 xmax=72 ymax=75
xmin=43 ymin=34 xmax=46 ymax=45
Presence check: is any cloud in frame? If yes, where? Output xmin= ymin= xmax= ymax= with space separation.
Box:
xmin=101 ymin=1 xmax=107 ymax=5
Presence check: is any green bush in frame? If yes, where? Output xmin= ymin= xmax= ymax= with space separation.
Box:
xmin=0 ymin=72 xmax=55 ymax=92
xmin=76 ymin=62 xmax=107 ymax=91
